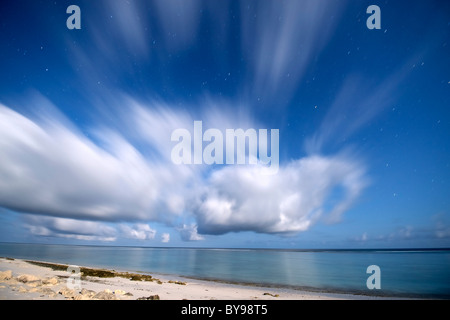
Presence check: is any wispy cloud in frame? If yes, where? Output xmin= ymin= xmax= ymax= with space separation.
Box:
xmin=305 ymin=55 xmax=421 ymax=154
xmin=0 ymin=1 xmax=377 ymax=241
xmin=152 ymin=0 xmax=202 ymax=50
xmin=106 ymin=0 xmax=151 ymax=56
xmin=0 ymin=102 xmax=161 ymax=222
xmin=240 ymin=0 xmax=345 ymax=103
xmin=351 ymin=216 xmax=450 ymax=245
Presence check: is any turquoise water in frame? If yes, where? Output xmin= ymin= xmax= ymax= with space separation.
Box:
xmin=1 ymin=243 xmax=449 ymax=298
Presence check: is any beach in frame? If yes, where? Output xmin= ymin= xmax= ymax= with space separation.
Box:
xmin=0 ymin=257 xmax=389 ymax=300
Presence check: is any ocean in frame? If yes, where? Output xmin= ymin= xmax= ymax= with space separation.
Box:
xmin=1 ymin=242 xmax=449 ymax=298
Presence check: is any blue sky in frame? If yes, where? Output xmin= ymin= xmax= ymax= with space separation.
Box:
xmin=0 ymin=0 xmax=449 ymax=248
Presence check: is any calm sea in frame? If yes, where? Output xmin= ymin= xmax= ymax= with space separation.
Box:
xmin=1 ymin=242 xmax=449 ymax=298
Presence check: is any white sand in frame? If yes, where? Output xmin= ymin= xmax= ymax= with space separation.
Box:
xmin=0 ymin=257 xmax=391 ymax=300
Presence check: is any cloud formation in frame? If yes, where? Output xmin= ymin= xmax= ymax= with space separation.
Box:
xmin=23 ymin=215 xmax=117 ymax=242
xmin=22 ymin=214 xmax=160 ymax=242
xmin=0 ymin=99 xmax=198 ymax=226
xmin=0 ymin=1 xmax=375 ymax=241
xmin=0 ymin=93 xmax=367 ymax=241
xmin=120 ymin=223 xmax=157 ymax=240
xmin=161 ymin=233 xmax=171 ymax=243
xmin=193 ymin=154 xmax=366 ymax=235
xmin=178 ymin=224 xmax=205 ymax=241
xmin=351 ymin=214 xmax=450 ymax=244
xmin=0 ymin=103 xmax=158 ymax=222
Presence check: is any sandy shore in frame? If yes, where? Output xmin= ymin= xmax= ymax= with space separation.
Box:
xmin=0 ymin=257 xmax=392 ymax=300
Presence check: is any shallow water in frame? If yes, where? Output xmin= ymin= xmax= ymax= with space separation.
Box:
xmin=1 ymin=243 xmax=449 ymax=298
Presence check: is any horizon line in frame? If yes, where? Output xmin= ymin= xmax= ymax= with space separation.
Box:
xmin=1 ymin=241 xmax=449 ymax=252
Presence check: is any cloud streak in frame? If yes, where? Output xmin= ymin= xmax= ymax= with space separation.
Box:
xmin=305 ymin=55 xmax=421 ymax=154
xmin=0 ymin=102 xmax=160 ymax=222
xmin=240 ymin=0 xmax=345 ymax=103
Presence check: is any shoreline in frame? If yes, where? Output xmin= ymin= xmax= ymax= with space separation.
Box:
xmin=0 ymin=257 xmax=411 ymax=300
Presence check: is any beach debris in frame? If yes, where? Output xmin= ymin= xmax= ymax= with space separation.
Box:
xmin=129 ymin=274 xmax=153 ymax=281
xmin=168 ymin=280 xmax=187 ymax=285
xmin=25 ymin=260 xmax=159 ymax=283
xmin=25 ymin=260 xmax=69 ymax=272
xmin=137 ymin=294 xmax=160 ymax=300
xmin=263 ymin=292 xmax=279 ymax=297
xmin=18 ymin=286 xmax=28 ymax=293
xmin=17 ymin=274 xmax=40 ymax=283
xmin=80 ymin=288 xmax=96 ymax=298
xmin=25 ymin=280 xmax=42 ymax=287
xmin=114 ymin=289 xmax=126 ymax=295
xmin=58 ymin=287 xmax=76 ymax=298
xmin=42 ymin=277 xmax=58 ymax=286
xmin=73 ymin=294 xmax=91 ymax=300
xmin=38 ymin=287 xmax=57 ymax=297
xmin=93 ymin=289 xmax=118 ymax=300
xmin=81 ymin=268 xmax=115 ymax=279
xmin=0 ymin=270 xmax=12 ymax=281
xmin=71 ymin=289 xmax=96 ymax=300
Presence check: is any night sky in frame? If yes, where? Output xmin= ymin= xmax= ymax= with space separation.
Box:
xmin=0 ymin=0 xmax=449 ymax=248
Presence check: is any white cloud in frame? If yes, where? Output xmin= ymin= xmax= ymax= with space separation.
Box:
xmin=23 ymin=215 xmax=161 ymax=242
xmin=178 ymin=224 xmax=204 ymax=241
xmin=354 ymin=223 xmax=450 ymax=244
xmin=23 ymin=215 xmax=117 ymax=242
xmin=353 ymin=232 xmax=368 ymax=242
xmin=161 ymin=233 xmax=170 ymax=243
xmin=0 ymin=94 xmax=368 ymax=239
xmin=193 ymin=153 xmax=366 ymax=235
xmin=432 ymin=214 xmax=450 ymax=239
xmin=0 ymin=100 xmax=192 ymax=223
xmin=120 ymin=223 xmax=156 ymax=240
